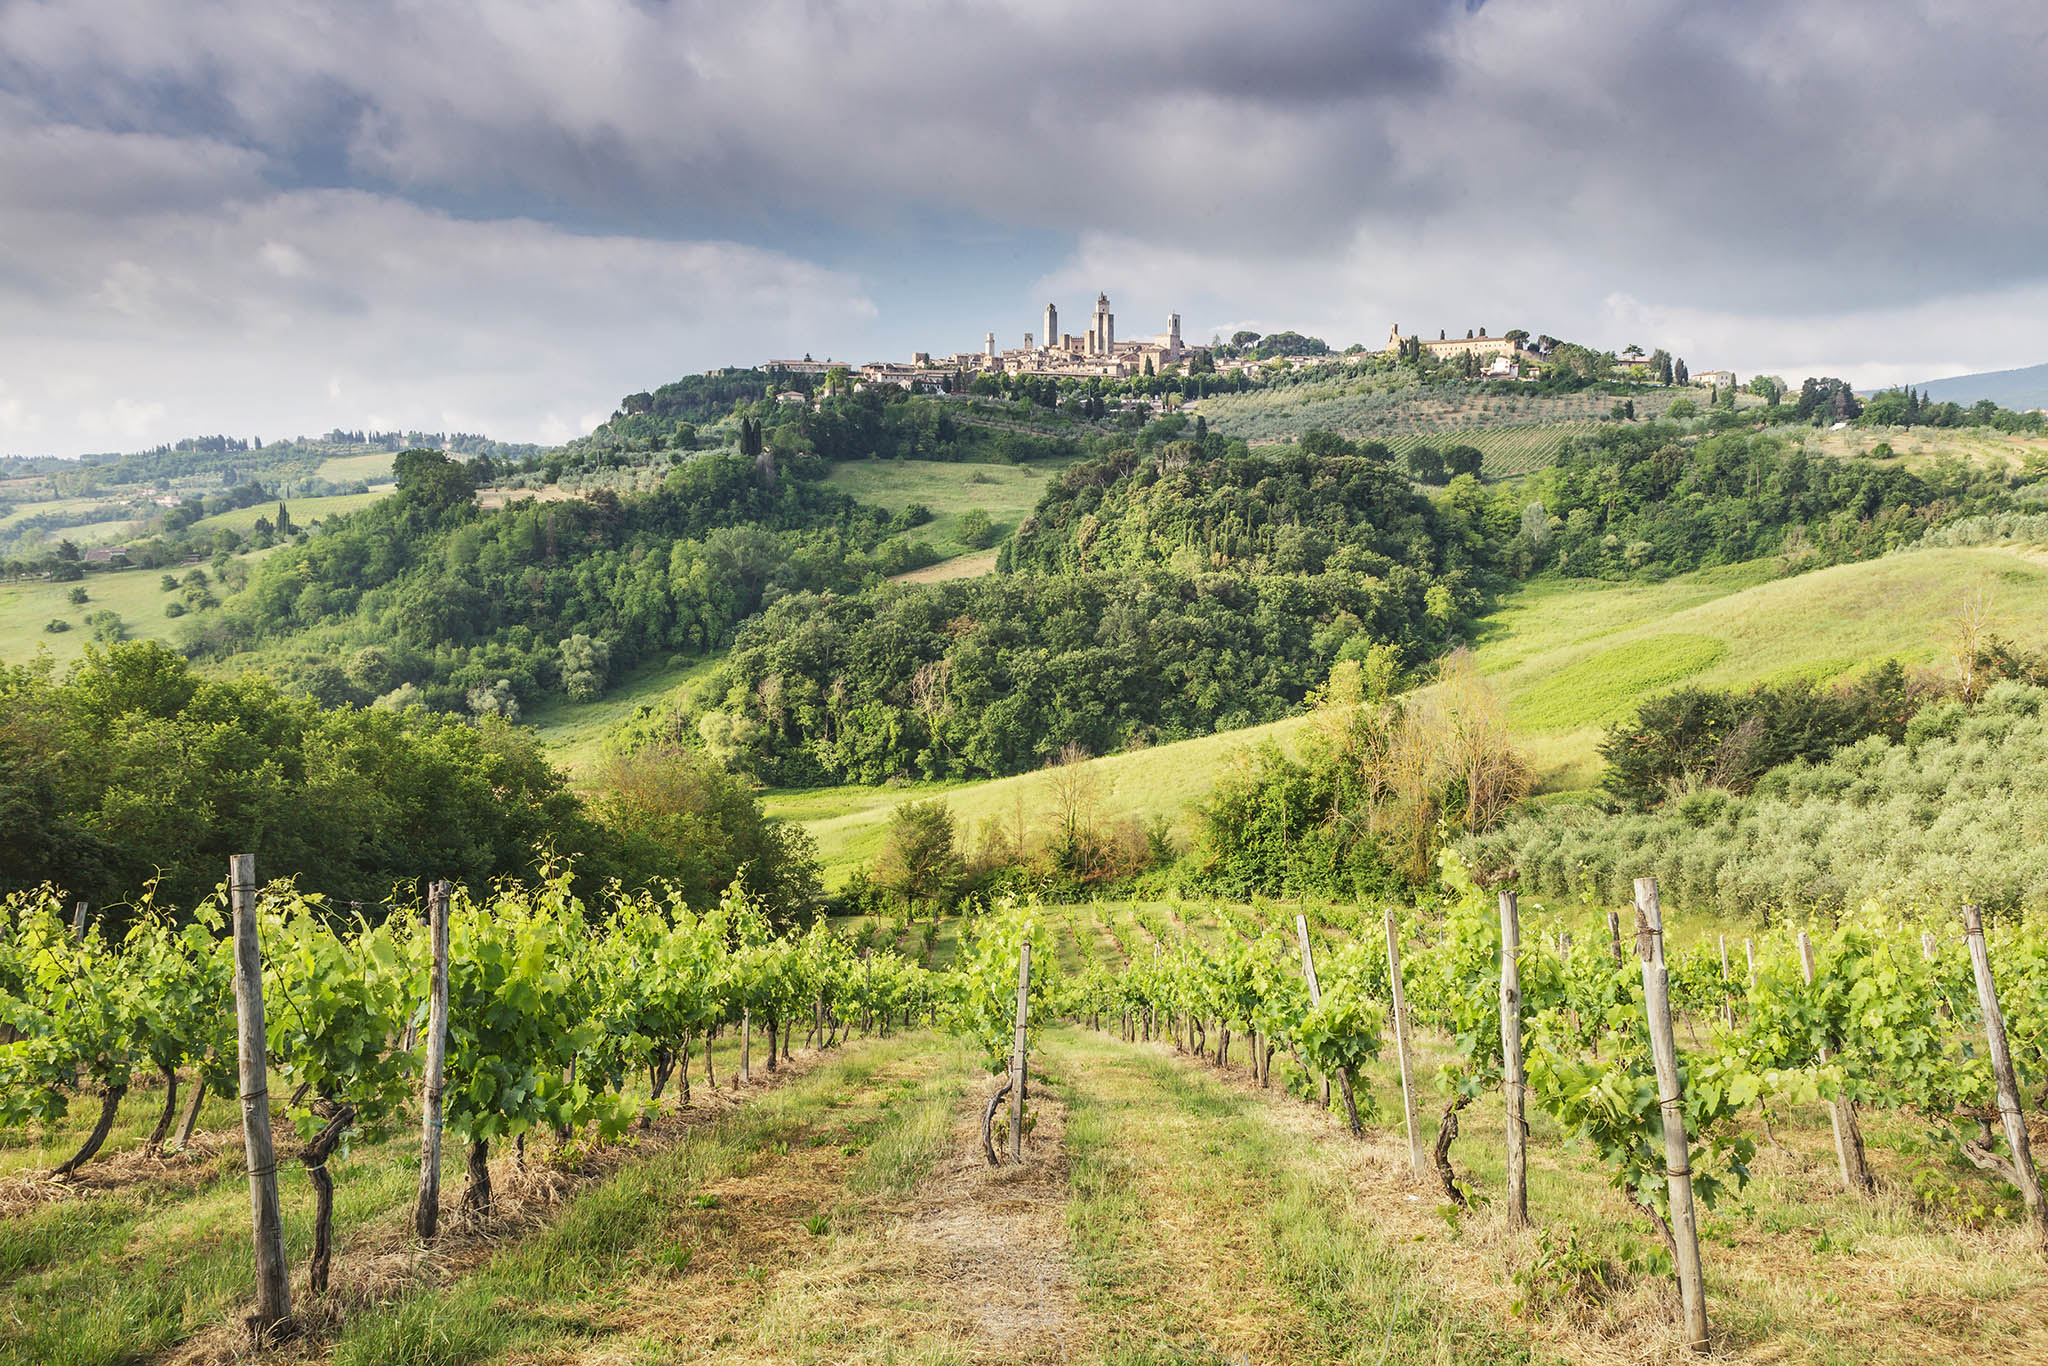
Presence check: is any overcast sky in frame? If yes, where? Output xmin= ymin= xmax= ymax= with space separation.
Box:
xmin=3 ymin=0 xmax=2044 ymax=456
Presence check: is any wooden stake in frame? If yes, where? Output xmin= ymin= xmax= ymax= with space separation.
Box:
xmin=1499 ymin=890 xmax=1529 ymax=1229
xmin=1607 ymin=909 xmax=1623 ymax=965
xmin=1385 ymin=908 xmax=1427 ymax=1179
xmin=1744 ymin=937 xmax=1755 ymax=989
xmin=1635 ymin=877 xmax=1707 ymax=1354
xmin=230 ymin=854 xmax=292 ymax=1339
xmin=1297 ymin=915 xmax=1359 ymax=1133
xmin=70 ymin=900 xmax=91 ymax=941
xmin=414 ymin=880 xmax=451 ymax=1242
xmin=1009 ymin=940 xmax=1031 ymax=1162
xmin=1718 ymin=934 xmax=1734 ymax=1028
xmin=1798 ymin=929 xmax=1874 ymax=1195
xmin=1961 ymin=905 xmax=2048 ymax=1250
xmin=742 ymin=1006 xmax=752 ymax=1083
xmin=1921 ymin=930 xmax=1936 ymax=963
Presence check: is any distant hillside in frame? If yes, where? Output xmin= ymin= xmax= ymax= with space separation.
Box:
xmin=1907 ymin=361 xmax=2048 ymax=412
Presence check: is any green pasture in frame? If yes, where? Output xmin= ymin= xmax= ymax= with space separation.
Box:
xmin=314 ymin=450 xmax=398 ymax=483
xmin=0 ymin=562 xmax=205 ymax=666
xmin=184 ymin=486 xmax=393 ymax=536
xmin=824 ymin=457 xmax=1063 ymax=556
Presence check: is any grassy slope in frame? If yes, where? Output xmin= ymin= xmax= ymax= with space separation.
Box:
xmin=822 ymin=457 xmax=1062 ymax=556
xmin=183 ymin=486 xmax=394 ymax=536
xmin=0 ymin=563 xmax=214 ymax=666
xmin=775 ymin=546 xmax=2048 ymax=883
xmin=1487 ymin=547 xmax=2048 ymax=790
xmin=526 ymin=652 xmax=728 ymax=780
xmin=314 ymin=450 xmax=398 ymax=483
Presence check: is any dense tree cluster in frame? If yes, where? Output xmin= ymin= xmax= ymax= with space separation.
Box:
xmin=0 ymin=643 xmax=816 ymax=923
xmin=184 ymin=449 xmax=936 ymax=712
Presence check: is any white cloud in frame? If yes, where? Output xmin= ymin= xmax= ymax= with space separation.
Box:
xmin=3 ymin=0 xmax=2047 ymax=451
xmin=0 ymin=150 xmax=876 ymax=454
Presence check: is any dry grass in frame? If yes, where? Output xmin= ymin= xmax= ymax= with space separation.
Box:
xmin=1111 ymin=1025 xmax=2048 ymax=1365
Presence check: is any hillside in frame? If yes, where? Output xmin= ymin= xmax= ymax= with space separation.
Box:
xmin=1908 ymin=360 xmax=2048 ymax=412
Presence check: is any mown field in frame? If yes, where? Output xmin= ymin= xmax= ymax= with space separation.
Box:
xmin=822 ymin=457 xmax=1065 ymax=556
xmin=184 ymin=487 xmax=395 ymax=536
xmin=773 ymin=546 xmax=2048 ymax=883
xmin=0 ymin=560 xmax=233 ymax=666
xmin=8 ymin=893 xmax=2042 ymax=1366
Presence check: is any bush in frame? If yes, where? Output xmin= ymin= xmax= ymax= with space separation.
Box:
xmin=957 ymin=509 xmax=999 ymax=549
xmin=43 ymin=618 xmax=69 ymax=633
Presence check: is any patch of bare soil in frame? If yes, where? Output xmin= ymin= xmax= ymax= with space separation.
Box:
xmin=883 ymin=1077 xmax=1084 ymax=1359
xmin=565 ymin=1068 xmax=1087 ymax=1364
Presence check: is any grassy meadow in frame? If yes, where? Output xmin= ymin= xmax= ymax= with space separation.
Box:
xmin=184 ymin=487 xmax=394 ymax=537
xmin=0 ymin=561 xmax=212 ymax=666
xmin=822 ymin=457 xmax=1064 ymax=556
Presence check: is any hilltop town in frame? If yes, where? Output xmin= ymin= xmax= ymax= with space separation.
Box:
xmin=761 ymin=295 xmax=1737 ymax=395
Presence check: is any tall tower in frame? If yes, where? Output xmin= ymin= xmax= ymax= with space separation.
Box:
xmin=1167 ymin=312 xmax=1182 ymax=359
xmin=1092 ymin=293 xmax=1112 ymax=355
xmin=985 ymin=332 xmax=997 ymax=363
xmin=1044 ymin=302 xmax=1058 ymax=352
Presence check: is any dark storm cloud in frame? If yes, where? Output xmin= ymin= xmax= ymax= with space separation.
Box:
xmin=0 ymin=0 xmax=2044 ymax=452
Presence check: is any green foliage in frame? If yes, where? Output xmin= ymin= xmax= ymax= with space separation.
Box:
xmin=948 ymin=906 xmax=1056 ymax=1072
xmin=957 ymin=508 xmax=998 ymax=549
xmin=0 ymin=640 xmax=778 ymax=918
xmin=875 ymin=800 xmax=964 ymax=912
xmin=1473 ymin=682 xmax=2048 ymax=918
xmin=1597 ymin=659 xmax=1918 ymax=804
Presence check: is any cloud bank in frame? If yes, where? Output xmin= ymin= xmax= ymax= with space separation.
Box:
xmin=1 ymin=0 xmax=2042 ymax=452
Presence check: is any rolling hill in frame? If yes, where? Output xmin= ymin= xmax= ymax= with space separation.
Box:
xmin=1907 ymin=360 xmax=2048 ymax=412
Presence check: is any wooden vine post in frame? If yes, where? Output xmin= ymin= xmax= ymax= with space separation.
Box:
xmin=1499 ymin=890 xmax=1529 ymax=1229
xmin=1634 ymin=877 xmax=1707 ymax=1354
xmin=1009 ymin=940 xmax=1031 ymax=1162
xmin=414 ymin=880 xmax=451 ymax=1242
xmin=1797 ymin=930 xmax=1873 ymax=1195
xmin=1961 ymin=904 xmax=2048 ymax=1250
xmin=1717 ymin=934 xmax=1734 ymax=1028
xmin=229 ymin=854 xmax=292 ymax=1340
xmin=1384 ymin=907 xmax=1427 ymax=1179
xmin=1607 ymin=909 xmax=1624 ymax=965
xmin=70 ymin=900 xmax=91 ymax=940
xmin=1295 ymin=914 xmax=1358 ymax=1132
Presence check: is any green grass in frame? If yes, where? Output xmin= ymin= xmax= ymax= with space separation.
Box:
xmin=314 ymin=450 xmax=399 ymax=484
xmin=184 ymin=486 xmax=392 ymax=536
xmin=1507 ymin=633 xmax=1730 ymax=731
xmin=1473 ymin=547 xmax=2048 ymax=789
xmin=766 ymin=714 xmax=1315 ymax=887
xmin=823 ymin=458 xmax=1065 ymax=557
xmin=1 ymin=563 xmax=206 ymax=666
xmin=527 ymin=652 xmax=728 ymax=779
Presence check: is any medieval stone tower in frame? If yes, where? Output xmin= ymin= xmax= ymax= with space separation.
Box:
xmin=1043 ymin=302 xmax=1058 ymax=351
xmin=1090 ymin=292 xmax=1114 ymax=354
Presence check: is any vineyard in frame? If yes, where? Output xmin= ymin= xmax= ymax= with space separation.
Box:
xmin=1191 ymin=375 xmax=1695 ymax=457
xmin=3 ymin=860 xmax=2047 ymax=1362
